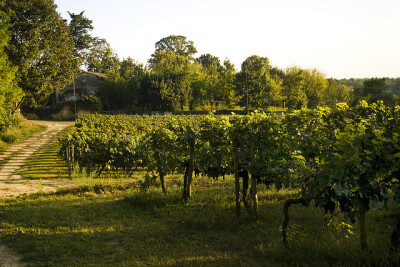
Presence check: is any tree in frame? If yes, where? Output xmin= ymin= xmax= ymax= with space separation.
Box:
xmin=153 ymin=35 xmax=197 ymax=58
xmin=192 ymin=54 xmax=221 ymax=109
xmin=282 ymin=66 xmax=308 ymax=110
xmin=86 ymin=37 xmax=119 ymax=73
xmin=302 ymin=68 xmax=328 ymax=108
xmin=324 ymin=79 xmax=351 ymax=107
xmin=362 ymin=78 xmax=389 ymax=102
xmin=0 ymin=0 xmax=23 ymax=129
xmin=350 ymin=78 xmax=392 ymax=106
xmin=237 ymin=55 xmax=282 ymax=110
xmin=217 ymin=59 xmax=237 ymax=108
xmin=197 ymin=54 xmax=221 ymax=69
xmin=5 ymin=0 xmax=79 ymax=108
xmin=149 ymin=51 xmax=197 ymax=111
xmin=98 ymin=57 xmax=146 ymax=111
xmin=68 ymin=11 xmax=94 ymax=64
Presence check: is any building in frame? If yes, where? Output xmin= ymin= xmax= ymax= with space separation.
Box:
xmin=56 ymin=71 xmax=106 ymax=103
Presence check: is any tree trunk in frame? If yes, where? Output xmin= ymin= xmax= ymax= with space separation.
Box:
xmin=186 ymin=158 xmax=194 ymax=199
xmin=390 ymin=217 xmax=400 ymax=253
xmin=359 ymin=204 xmax=367 ymax=251
xmin=242 ymin=172 xmax=252 ymax=218
xmin=233 ymin=139 xmax=241 ymax=218
xmin=282 ymin=197 xmax=309 ymax=249
xmin=250 ymin=139 xmax=258 ymax=219
xmin=158 ymin=167 xmax=167 ymax=194
xmin=251 ymin=176 xmax=258 ymax=219
xmin=183 ymin=161 xmax=189 ymax=203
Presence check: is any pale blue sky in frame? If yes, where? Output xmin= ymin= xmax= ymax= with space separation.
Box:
xmin=54 ymin=0 xmax=400 ymax=78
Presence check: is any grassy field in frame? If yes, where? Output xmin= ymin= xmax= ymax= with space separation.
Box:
xmin=0 ymin=131 xmax=399 ymax=266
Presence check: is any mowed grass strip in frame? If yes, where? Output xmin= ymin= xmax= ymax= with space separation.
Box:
xmin=0 ymin=173 xmax=399 ymax=266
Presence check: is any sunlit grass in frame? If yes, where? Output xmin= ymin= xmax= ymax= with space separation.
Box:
xmin=0 ymin=118 xmax=45 ymax=152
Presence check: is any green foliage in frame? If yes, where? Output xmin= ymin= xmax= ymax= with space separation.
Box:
xmin=77 ymin=95 xmax=102 ymax=111
xmin=282 ymin=66 xmax=309 ymax=109
xmin=154 ymin=35 xmax=197 ymax=58
xmin=98 ymin=58 xmax=147 ymax=111
xmin=324 ymin=79 xmax=351 ymax=107
xmin=0 ymin=132 xmax=18 ymax=143
xmin=68 ymin=11 xmax=94 ymax=64
xmin=55 ymin=104 xmax=400 ymax=252
xmin=86 ymin=38 xmax=120 ymax=73
xmin=237 ymin=55 xmax=283 ymax=109
xmin=5 ymin=0 xmax=79 ymax=108
xmin=0 ymin=0 xmax=23 ymax=130
xmin=149 ymin=51 xmax=198 ymax=111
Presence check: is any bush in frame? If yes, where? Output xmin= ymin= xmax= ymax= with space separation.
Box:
xmin=77 ymin=95 xmax=102 ymax=111
xmin=0 ymin=132 xmax=19 ymax=144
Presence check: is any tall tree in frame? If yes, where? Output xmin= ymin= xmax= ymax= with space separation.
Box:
xmin=324 ymin=79 xmax=351 ymax=107
xmin=302 ymin=68 xmax=328 ymax=108
xmin=217 ymin=59 xmax=237 ymax=108
xmin=4 ymin=0 xmax=78 ymax=108
xmin=0 ymin=0 xmax=23 ymax=129
xmin=68 ymin=11 xmax=94 ymax=64
xmin=362 ymin=78 xmax=388 ymax=101
xmin=193 ymin=54 xmax=221 ymax=109
xmin=153 ymin=35 xmax=197 ymax=58
xmin=149 ymin=51 xmax=197 ymax=111
xmin=282 ymin=66 xmax=308 ymax=110
xmin=98 ymin=57 xmax=146 ymax=111
xmin=237 ymin=55 xmax=282 ymax=109
xmin=197 ymin=54 xmax=221 ymax=69
xmin=86 ymin=37 xmax=119 ymax=73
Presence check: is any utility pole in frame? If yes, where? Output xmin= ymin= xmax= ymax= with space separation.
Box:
xmin=73 ymin=80 xmax=77 ymax=121
xmin=245 ymin=72 xmax=249 ymax=114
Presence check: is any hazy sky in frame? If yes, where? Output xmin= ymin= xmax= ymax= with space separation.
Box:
xmin=54 ymin=0 xmax=400 ymax=79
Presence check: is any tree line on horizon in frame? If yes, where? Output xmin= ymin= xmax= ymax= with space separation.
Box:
xmin=1 ymin=0 xmax=400 ymax=123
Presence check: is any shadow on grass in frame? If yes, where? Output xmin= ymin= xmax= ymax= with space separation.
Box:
xmin=0 ymin=186 xmax=399 ymax=266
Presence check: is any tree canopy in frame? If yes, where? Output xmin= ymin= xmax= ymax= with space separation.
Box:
xmin=68 ymin=11 xmax=94 ymax=64
xmin=0 ymin=0 xmax=23 ymax=129
xmin=5 ymin=0 xmax=79 ymax=108
xmin=153 ymin=35 xmax=197 ymax=58
xmin=2 ymin=1 xmax=397 ymax=114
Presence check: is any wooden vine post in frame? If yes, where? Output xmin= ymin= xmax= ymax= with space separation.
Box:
xmin=66 ymin=145 xmax=72 ymax=177
xmin=233 ymin=138 xmax=241 ymax=218
xmin=86 ymin=144 xmax=91 ymax=175
xmin=182 ymin=157 xmax=194 ymax=203
xmin=158 ymin=165 xmax=167 ymax=194
xmin=359 ymin=203 xmax=367 ymax=251
xmin=183 ymin=162 xmax=188 ymax=203
xmin=250 ymin=139 xmax=258 ymax=219
xmin=186 ymin=157 xmax=194 ymax=199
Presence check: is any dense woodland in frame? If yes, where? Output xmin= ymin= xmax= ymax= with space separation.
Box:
xmin=0 ymin=0 xmax=399 ymax=124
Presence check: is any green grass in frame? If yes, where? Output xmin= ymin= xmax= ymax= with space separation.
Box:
xmin=0 ymin=117 xmax=45 ymax=152
xmin=0 ymin=129 xmax=399 ymax=266
xmin=0 ymin=177 xmax=399 ymax=266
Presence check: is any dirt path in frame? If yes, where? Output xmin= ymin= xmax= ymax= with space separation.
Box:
xmin=0 ymin=120 xmax=75 ymax=198
xmin=0 ymin=121 xmax=76 ymax=266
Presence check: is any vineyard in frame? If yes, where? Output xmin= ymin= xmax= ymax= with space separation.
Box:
xmin=59 ymin=101 xmax=400 ymax=252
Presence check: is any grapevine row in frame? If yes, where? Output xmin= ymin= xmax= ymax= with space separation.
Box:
xmin=59 ymin=102 xmax=400 ymax=251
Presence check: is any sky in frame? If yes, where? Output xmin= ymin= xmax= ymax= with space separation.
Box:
xmin=54 ymin=0 xmax=400 ymax=79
